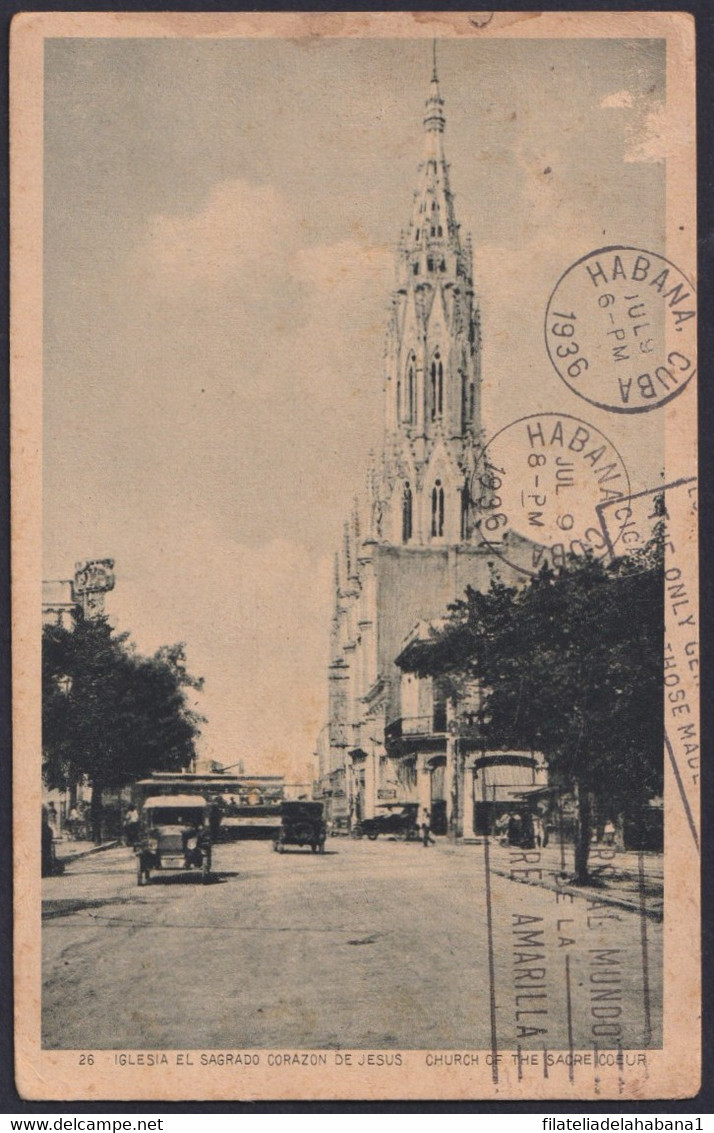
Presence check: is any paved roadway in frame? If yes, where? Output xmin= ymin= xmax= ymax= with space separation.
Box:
xmin=42 ymin=838 xmax=661 ymax=1051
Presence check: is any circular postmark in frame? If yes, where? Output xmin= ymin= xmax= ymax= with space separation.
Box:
xmin=471 ymin=412 xmax=631 ymax=576
xmin=545 ymin=246 xmax=696 ymax=413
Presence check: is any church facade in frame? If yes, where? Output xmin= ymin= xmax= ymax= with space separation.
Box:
xmin=315 ymin=61 xmax=546 ymax=838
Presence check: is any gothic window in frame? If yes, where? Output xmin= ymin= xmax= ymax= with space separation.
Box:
xmin=431 ymin=200 xmax=437 ymax=211
xmin=407 ymin=354 xmax=416 ymax=423
xmin=427 ymin=257 xmax=434 ymax=272
xmin=431 ymin=479 xmax=445 ymax=538
xmin=438 ymin=227 xmax=443 ymax=238
xmin=402 ymin=483 xmax=413 ymax=544
xmin=461 ymin=373 xmax=468 ymax=431
xmin=430 ymin=360 xmax=436 ymax=421
xmin=439 ymin=258 xmax=446 ymax=271
xmin=415 ymin=229 xmax=420 ymax=241
xmin=470 ymin=382 xmax=475 ymax=420
xmin=437 ymin=354 xmax=443 ymax=416
xmin=431 ymin=227 xmax=436 ymax=237
xmin=430 ymin=352 xmax=444 ymax=420
xmin=460 ymin=484 xmax=469 ymax=540
xmin=413 ymin=262 xmax=419 ymax=275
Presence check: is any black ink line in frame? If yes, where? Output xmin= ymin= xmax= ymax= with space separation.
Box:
xmin=542 ymin=1044 xmax=549 ymax=1079
xmin=565 ymin=953 xmax=575 ymax=1085
xmin=665 ymin=729 xmax=700 ymax=853
xmin=637 ymin=850 xmax=653 ymax=1049
xmin=481 ymin=775 xmax=499 ymax=1084
xmin=516 ymin=1043 xmax=523 ymax=1082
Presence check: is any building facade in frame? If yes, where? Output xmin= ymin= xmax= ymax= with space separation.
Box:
xmin=42 ymin=559 xmax=116 ymax=626
xmin=315 ymin=62 xmax=545 ymax=838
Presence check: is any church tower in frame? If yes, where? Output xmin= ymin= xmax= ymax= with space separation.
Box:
xmin=371 ymin=49 xmax=483 ymax=548
xmin=317 ymin=49 xmax=514 ymax=833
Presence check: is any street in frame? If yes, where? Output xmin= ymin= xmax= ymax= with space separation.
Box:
xmin=43 ymin=838 xmax=661 ymax=1051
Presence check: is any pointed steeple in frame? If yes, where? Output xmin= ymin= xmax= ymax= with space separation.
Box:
xmin=399 ymin=42 xmax=466 ymax=285
xmin=423 ymin=39 xmax=446 ymax=139
xmin=378 ymin=43 xmax=483 ymax=542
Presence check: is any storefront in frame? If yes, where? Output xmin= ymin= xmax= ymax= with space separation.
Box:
xmin=467 ymin=752 xmax=548 ymax=839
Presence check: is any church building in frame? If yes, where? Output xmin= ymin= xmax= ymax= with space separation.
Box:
xmin=315 ymin=57 xmax=546 ymax=838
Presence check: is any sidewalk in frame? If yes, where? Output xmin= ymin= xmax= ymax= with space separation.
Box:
xmin=53 ymin=836 xmax=121 ymax=864
xmin=484 ymin=840 xmax=663 ymax=921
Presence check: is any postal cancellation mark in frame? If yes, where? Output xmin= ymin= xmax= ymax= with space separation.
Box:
xmin=545 ymin=247 xmax=697 ymax=414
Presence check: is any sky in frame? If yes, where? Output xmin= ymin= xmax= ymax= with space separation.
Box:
xmin=43 ymin=35 xmax=669 ymax=781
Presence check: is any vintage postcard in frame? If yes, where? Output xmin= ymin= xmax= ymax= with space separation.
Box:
xmin=11 ymin=10 xmax=698 ymax=1101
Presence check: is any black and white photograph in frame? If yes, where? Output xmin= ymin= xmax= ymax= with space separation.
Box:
xmin=11 ymin=10 xmax=698 ymax=1101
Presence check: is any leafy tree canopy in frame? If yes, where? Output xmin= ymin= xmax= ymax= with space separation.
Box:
xmin=403 ymin=535 xmax=663 ymax=877
xmin=42 ymin=615 xmax=204 ymax=796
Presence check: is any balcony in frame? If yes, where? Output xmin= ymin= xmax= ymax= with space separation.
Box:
xmin=385 ymin=709 xmax=448 ymax=756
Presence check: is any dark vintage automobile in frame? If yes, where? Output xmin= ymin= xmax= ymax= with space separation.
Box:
xmin=351 ymin=802 xmax=420 ymax=841
xmin=136 ymin=795 xmax=214 ymax=885
xmin=273 ymin=801 xmax=326 ymax=854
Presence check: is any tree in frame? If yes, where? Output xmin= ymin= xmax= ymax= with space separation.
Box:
xmin=43 ymin=615 xmax=204 ymax=841
xmin=404 ymin=537 xmax=664 ymax=882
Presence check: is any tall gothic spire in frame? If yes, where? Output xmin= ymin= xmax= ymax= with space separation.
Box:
xmin=400 ymin=43 xmax=463 ymax=279
xmin=378 ymin=44 xmax=483 ymax=544
xmin=423 ymin=39 xmax=445 ymax=139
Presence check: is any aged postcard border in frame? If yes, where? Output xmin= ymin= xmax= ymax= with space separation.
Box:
xmin=11 ymin=9 xmax=699 ymax=1102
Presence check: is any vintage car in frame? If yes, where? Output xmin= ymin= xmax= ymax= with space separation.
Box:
xmin=351 ymin=802 xmax=420 ymax=841
xmin=273 ymin=800 xmax=326 ymax=854
xmin=136 ymin=794 xmax=214 ymax=885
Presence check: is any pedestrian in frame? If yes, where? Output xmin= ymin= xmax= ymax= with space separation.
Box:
xmin=67 ymin=805 xmax=80 ymax=840
xmin=603 ymin=819 xmax=616 ymax=846
xmin=532 ymin=813 xmax=544 ymax=848
xmin=507 ymin=812 xmax=522 ymax=847
xmin=520 ymin=811 xmax=535 ymax=849
xmin=41 ymin=806 xmax=55 ymax=874
xmin=421 ymin=807 xmax=435 ymax=847
xmin=47 ymin=802 xmax=59 ymax=841
xmin=493 ymin=812 xmax=508 ymax=844
xmin=123 ymin=805 xmax=140 ymax=847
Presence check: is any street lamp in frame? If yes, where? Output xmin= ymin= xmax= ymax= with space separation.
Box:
xmin=54 ymin=674 xmax=74 ymax=816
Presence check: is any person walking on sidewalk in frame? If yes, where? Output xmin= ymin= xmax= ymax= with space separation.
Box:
xmin=421 ymin=808 xmax=436 ymax=847
xmin=123 ymin=805 xmax=140 ymax=847
xmin=47 ymin=802 xmax=59 ymax=841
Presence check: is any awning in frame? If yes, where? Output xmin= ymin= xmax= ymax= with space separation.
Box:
xmin=143 ymin=794 xmax=207 ymax=808
xmin=474 ymin=783 xmax=549 ymax=805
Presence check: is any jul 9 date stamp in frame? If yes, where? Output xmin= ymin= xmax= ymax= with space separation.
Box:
xmin=472 ymin=412 xmax=630 ymax=575
xmin=545 ymin=247 xmax=697 ymax=414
